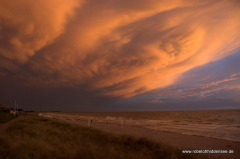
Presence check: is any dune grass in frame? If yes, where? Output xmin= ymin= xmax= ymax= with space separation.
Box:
xmin=0 ymin=112 xmax=17 ymax=124
xmin=0 ymin=104 xmax=16 ymax=123
xmin=0 ymin=113 xmax=210 ymax=159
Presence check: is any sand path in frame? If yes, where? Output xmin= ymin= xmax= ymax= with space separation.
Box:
xmin=0 ymin=116 xmax=23 ymax=133
xmin=53 ymin=116 xmax=240 ymax=159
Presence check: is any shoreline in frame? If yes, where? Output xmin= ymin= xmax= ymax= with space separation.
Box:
xmin=124 ymin=123 xmax=240 ymax=143
xmin=46 ymin=111 xmax=240 ymax=143
xmin=142 ymin=127 xmax=240 ymax=143
xmin=53 ymin=116 xmax=240 ymax=159
xmin=52 ymin=115 xmax=240 ymax=143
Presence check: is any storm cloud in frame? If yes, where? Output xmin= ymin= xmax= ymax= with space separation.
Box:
xmin=1 ymin=0 xmax=240 ymax=102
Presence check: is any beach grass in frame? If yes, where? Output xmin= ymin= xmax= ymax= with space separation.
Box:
xmin=0 ymin=104 xmax=16 ymax=123
xmin=0 ymin=112 xmax=17 ymax=124
xmin=0 ymin=113 xmax=210 ymax=159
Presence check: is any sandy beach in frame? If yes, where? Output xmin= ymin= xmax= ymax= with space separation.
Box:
xmin=52 ymin=116 xmax=240 ymax=159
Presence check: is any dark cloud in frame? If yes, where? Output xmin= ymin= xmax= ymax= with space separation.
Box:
xmin=0 ymin=0 xmax=240 ymax=111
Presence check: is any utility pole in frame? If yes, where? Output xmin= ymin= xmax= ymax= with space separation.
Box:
xmin=15 ymin=100 xmax=16 ymax=114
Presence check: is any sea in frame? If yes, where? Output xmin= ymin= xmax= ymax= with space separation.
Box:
xmin=47 ymin=109 xmax=240 ymax=142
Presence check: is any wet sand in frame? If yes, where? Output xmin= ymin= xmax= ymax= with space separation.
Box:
xmin=55 ymin=117 xmax=240 ymax=159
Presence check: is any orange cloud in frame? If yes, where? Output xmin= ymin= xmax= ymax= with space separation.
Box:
xmin=156 ymin=73 xmax=240 ymax=99
xmin=0 ymin=0 xmax=240 ymax=98
xmin=199 ymin=77 xmax=238 ymax=87
xmin=0 ymin=0 xmax=81 ymax=64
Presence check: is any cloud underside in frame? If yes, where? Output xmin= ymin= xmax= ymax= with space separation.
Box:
xmin=0 ymin=0 xmax=240 ymax=98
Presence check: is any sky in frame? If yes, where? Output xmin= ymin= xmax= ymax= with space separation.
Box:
xmin=0 ymin=0 xmax=240 ymax=112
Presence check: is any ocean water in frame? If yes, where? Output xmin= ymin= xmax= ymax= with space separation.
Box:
xmin=48 ymin=110 xmax=240 ymax=142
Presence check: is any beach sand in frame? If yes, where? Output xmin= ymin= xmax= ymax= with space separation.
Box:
xmin=54 ymin=116 xmax=240 ymax=159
